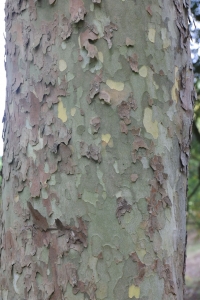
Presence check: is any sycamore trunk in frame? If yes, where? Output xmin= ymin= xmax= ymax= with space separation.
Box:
xmin=0 ymin=0 xmax=194 ymax=299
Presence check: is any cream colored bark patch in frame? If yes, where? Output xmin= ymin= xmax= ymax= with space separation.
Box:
xmin=171 ymin=67 xmax=179 ymax=102
xmin=148 ymin=28 xmax=156 ymax=43
xmin=78 ymin=36 xmax=81 ymax=48
xmin=153 ymin=80 xmax=159 ymax=90
xmin=139 ymin=66 xmax=148 ymax=78
xmin=114 ymin=161 xmax=119 ymax=173
xmin=103 ymin=88 xmax=128 ymax=106
xmin=59 ymin=60 xmax=67 ymax=72
xmin=82 ymin=190 xmax=98 ymax=206
xmin=96 ymin=282 xmax=108 ymax=299
xmin=108 ymin=138 xmax=113 ymax=148
xmin=2 ymin=290 xmax=8 ymax=300
xmin=161 ymin=28 xmax=171 ymax=49
xmin=101 ymin=134 xmax=111 ymax=144
xmin=143 ymin=107 xmax=158 ymax=139
xmin=71 ymin=107 xmax=76 ymax=116
xmin=88 ymin=257 xmax=99 ymax=282
xmin=126 ymin=37 xmax=134 ymax=46
xmin=136 ymin=249 xmax=146 ymax=261
xmin=58 ymin=100 xmax=67 ymax=122
xmin=129 ymin=285 xmax=140 ymax=299
xmin=14 ymin=195 xmax=19 ymax=203
xmin=13 ymin=272 xmax=20 ymax=294
xmin=106 ymin=79 xmax=124 ymax=91
xmin=98 ymin=51 xmax=104 ymax=63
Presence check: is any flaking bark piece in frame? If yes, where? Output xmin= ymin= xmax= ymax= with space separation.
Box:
xmin=116 ymin=197 xmax=132 ymax=224
xmin=146 ymin=214 xmax=161 ymax=240
xmin=55 ymin=217 xmax=88 ymax=247
xmin=55 ymin=218 xmax=70 ymax=231
xmin=89 ymin=74 xmax=102 ymax=101
xmin=183 ymin=0 xmax=189 ymax=8
xmin=131 ymin=127 xmax=141 ymax=136
xmin=173 ymin=0 xmax=189 ymax=49
xmin=128 ymin=53 xmax=139 ymax=73
xmin=152 ymin=259 xmax=175 ymax=295
xmin=80 ymin=142 xmax=102 ymax=163
xmin=66 ymin=263 xmax=78 ymax=287
xmin=162 ymin=196 xmax=172 ymax=207
xmin=128 ymin=92 xmax=138 ymax=111
xmin=73 ymin=281 xmax=97 ymax=300
xmin=146 ymin=5 xmax=153 ymax=15
xmin=180 ymin=66 xmax=193 ymax=112
xmin=32 ymin=30 xmax=42 ymax=49
xmin=30 ymin=92 xmax=40 ymax=126
xmin=29 ymin=0 xmax=37 ymax=20
xmin=58 ymin=143 xmax=75 ymax=175
xmin=120 ymin=121 xmax=128 ymax=134
xmin=34 ymin=80 xmax=50 ymax=102
xmin=117 ymin=101 xmax=131 ymax=124
xmin=92 ymin=0 xmax=101 ymax=3
xmin=180 ymin=141 xmax=190 ymax=173
xmin=89 ymin=144 xmax=102 ymax=162
xmin=80 ymin=27 xmax=98 ymax=58
xmin=27 ymin=201 xmax=49 ymax=231
xmin=56 ymin=125 xmax=72 ymax=147
xmin=131 ymin=174 xmax=138 ymax=182
xmin=173 ymin=0 xmax=181 ymax=13
xmin=103 ymin=22 xmax=118 ymax=49
xmin=99 ymin=90 xmax=111 ymax=105
xmin=12 ymin=72 xmax=23 ymax=92
xmin=59 ymin=15 xmax=72 ymax=40
xmin=130 ymin=252 xmax=146 ymax=285
xmin=126 ymin=37 xmax=135 ymax=47
xmin=150 ymin=155 xmax=168 ymax=185
xmin=69 ymin=0 xmax=87 ymax=23
xmin=90 ymin=117 xmax=101 ymax=133
xmin=132 ymin=136 xmax=148 ymax=151
xmin=49 ymin=0 xmax=56 ymax=5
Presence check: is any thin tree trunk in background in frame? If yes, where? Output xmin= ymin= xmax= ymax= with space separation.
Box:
xmin=0 ymin=0 xmax=194 ymax=299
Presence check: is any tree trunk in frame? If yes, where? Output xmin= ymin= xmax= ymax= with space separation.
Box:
xmin=0 ymin=0 xmax=194 ymax=299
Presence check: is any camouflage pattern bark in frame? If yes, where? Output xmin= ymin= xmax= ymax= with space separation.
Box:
xmin=0 ymin=0 xmax=194 ymax=299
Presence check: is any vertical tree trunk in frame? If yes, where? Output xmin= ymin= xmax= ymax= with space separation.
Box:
xmin=1 ymin=0 xmax=193 ymax=299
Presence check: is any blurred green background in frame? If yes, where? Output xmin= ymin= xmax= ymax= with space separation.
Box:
xmin=188 ymin=0 xmax=200 ymax=227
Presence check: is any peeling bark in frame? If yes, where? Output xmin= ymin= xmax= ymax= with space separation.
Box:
xmin=1 ymin=0 xmax=193 ymax=299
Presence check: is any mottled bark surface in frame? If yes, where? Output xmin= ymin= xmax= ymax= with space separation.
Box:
xmin=0 ymin=0 xmax=194 ymax=299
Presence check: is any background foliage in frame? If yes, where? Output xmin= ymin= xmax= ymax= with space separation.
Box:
xmin=188 ymin=0 xmax=200 ymax=226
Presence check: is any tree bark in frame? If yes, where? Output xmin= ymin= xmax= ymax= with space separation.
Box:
xmin=0 ymin=0 xmax=194 ymax=299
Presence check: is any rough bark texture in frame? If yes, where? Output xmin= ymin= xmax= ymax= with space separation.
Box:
xmin=0 ymin=0 xmax=194 ymax=299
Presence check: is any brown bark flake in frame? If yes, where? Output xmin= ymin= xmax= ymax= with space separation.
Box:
xmin=116 ymin=197 xmax=132 ymax=224
xmin=103 ymin=22 xmax=118 ymax=49
xmin=59 ymin=15 xmax=72 ymax=40
xmin=69 ymin=0 xmax=87 ymax=23
xmin=128 ymin=53 xmax=139 ymax=73
xmin=80 ymin=27 xmax=99 ymax=58
xmin=99 ymin=90 xmax=111 ymax=105
xmin=27 ymin=201 xmax=49 ymax=231
xmin=49 ymin=0 xmax=56 ymax=5
xmin=89 ymin=74 xmax=102 ymax=101
xmin=90 ymin=117 xmax=101 ymax=133
xmin=117 ymin=101 xmax=131 ymax=125
xmin=80 ymin=142 xmax=102 ymax=163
